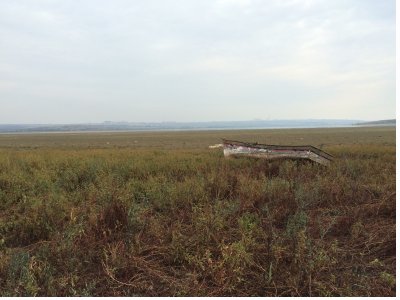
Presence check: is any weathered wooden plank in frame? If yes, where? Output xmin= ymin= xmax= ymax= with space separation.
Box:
xmin=222 ymin=139 xmax=333 ymax=166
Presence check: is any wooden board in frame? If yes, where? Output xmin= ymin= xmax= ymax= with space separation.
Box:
xmin=222 ymin=139 xmax=333 ymax=166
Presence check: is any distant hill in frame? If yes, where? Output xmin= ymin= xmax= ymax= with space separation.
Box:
xmin=355 ymin=119 xmax=396 ymax=126
xmin=0 ymin=119 xmax=362 ymax=133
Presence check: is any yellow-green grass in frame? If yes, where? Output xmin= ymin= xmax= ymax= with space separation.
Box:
xmin=0 ymin=126 xmax=395 ymax=296
xmin=0 ymin=126 xmax=394 ymax=149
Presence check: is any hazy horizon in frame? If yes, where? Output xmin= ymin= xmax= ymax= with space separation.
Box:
xmin=0 ymin=118 xmax=369 ymax=126
xmin=0 ymin=0 xmax=395 ymax=123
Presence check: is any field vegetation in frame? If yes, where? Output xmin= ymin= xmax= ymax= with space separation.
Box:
xmin=0 ymin=127 xmax=395 ymax=296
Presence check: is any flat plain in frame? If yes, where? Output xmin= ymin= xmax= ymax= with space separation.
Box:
xmin=0 ymin=126 xmax=395 ymax=296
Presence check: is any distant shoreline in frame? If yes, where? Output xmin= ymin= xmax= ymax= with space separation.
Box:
xmin=354 ymin=119 xmax=396 ymax=126
xmin=0 ymin=119 xmax=395 ymax=134
xmin=0 ymin=123 xmax=395 ymax=135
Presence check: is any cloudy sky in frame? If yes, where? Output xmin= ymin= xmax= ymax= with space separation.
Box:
xmin=0 ymin=0 xmax=396 ymax=123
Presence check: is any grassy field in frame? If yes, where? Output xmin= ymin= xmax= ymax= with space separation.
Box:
xmin=0 ymin=126 xmax=395 ymax=296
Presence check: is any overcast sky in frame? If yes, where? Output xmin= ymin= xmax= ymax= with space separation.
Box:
xmin=0 ymin=0 xmax=396 ymax=123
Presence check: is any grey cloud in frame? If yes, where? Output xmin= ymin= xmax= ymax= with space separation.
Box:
xmin=0 ymin=0 xmax=395 ymax=123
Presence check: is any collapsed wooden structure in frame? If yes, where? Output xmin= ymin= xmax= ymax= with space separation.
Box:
xmin=222 ymin=139 xmax=333 ymax=166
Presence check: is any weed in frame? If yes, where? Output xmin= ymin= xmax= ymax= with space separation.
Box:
xmin=0 ymin=127 xmax=395 ymax=296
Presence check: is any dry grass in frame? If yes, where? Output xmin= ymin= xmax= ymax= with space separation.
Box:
xmin=0 ymin=127 xmax=395 ymax=296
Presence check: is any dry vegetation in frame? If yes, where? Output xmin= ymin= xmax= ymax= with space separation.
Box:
xmin=0 ymin=127 xmax=395 ymax=296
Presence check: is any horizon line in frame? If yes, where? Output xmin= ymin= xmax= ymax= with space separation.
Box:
xmin=1 ymin=118 xmax=391 ymax=126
